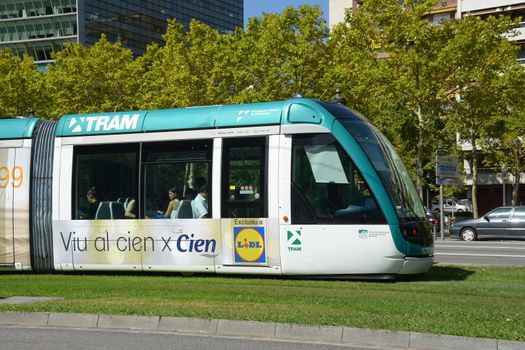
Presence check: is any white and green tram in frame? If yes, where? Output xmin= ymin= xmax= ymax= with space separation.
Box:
xmin=0 ymin=98 xmax=433 ymax=279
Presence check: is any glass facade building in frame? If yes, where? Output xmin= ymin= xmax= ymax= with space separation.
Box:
xmin=0 ymin=0 xmax=243 ymax=66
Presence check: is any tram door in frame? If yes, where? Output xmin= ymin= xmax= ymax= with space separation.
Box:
xmin=219 ymin=137 xmax=272 ymax=268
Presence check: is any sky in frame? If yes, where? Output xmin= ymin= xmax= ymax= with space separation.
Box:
xmin=243 ymin=0 xmax=329 ymax=26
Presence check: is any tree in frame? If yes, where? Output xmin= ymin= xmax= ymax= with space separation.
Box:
xmin=0 ymin=49 xmax=44 ymax=117
xmin=137 ymin=6 xmax=330 ymax=108
xmin=446 ymin=15 xmax=520 ymax=217
xmin=328 ymin=0 xmax=457 ymax=198
xmin=137 ymin=19 xmax=234 ymax=109
xmin=229 ymin=5 xmax=330 ymax=103
xmin=44 ymin=35 xmax=141 ymax=119
xmin=493 ymin=65 xmax=525 ymax=206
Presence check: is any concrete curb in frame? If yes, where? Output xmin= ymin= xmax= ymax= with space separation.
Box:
xmin=0 ymin=311 xmax=523 ymax=350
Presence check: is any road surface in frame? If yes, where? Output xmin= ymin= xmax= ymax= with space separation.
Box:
xmin=434 ymin=238 xmax=525 ymax=266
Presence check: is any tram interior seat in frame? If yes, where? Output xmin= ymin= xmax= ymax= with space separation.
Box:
xmin=176 ymin=200 xmax=194 ymax=219
xmin=95 ymin=201 xmax=125 ymax=219
xmin=117 ymin=197 xmax=129 ymax=208
xmin=291 ymin=183 xmax=317 ymax=222
xmin=335 ymin=198 xmax=377 ymax=218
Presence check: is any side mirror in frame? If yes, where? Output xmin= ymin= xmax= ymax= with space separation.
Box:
xmin=483 ymin=215 xmax=490 ymax=222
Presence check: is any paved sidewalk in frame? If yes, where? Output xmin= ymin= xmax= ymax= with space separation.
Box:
xmin=0 ymin=312 xmax=523 ymax=350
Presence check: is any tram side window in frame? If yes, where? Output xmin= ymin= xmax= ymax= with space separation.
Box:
xmin=74 ymin=144 xmax=139 ymax=220
xmin=291 ymin=134 xmax=385 ymax=225
xmin=142 ymin=140 xmax=212 ymax=219
xmin=221 ymin=137 xmax=267 ymax=218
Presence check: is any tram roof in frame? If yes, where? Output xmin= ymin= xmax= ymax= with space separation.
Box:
xmin=55 ymin=98 xmax=335 ymax=137
xmin=0 ymin=117 xmax=40 ymax=140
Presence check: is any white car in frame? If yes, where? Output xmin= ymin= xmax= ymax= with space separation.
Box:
xmin=458 ymin=199 xmax=473 ymax=212
xmin=432 ymin=198 xmax=468 ymax=213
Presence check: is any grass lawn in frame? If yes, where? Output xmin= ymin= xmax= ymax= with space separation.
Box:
xmin=0 ymin=265 xmax=523 ymax=341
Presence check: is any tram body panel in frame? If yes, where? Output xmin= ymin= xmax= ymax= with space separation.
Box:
xmin=280 ymin=225 xmax=404 ymax=275
xmin=0 ymin=143 xmax=32 ymax=269
xmin=53 ymin=219 xmax=220 ymax=272
xmin=53 ymin=143 xmax=74 ymax=221
xmin=52 ymin=218 xmax=286 ymax=273
xmin=0 ymin=146 xmax=16 ymax=266
xmin=13 ymin=146 xmax=31 ymax=269
xmin=217 ymin=218 xmax=281 ymax=275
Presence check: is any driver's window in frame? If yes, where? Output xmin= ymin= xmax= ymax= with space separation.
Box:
xmin=291 ymin=134 xmax=385 ymax=225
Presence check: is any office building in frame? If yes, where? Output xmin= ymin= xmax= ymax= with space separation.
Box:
xmin=0 ymin=0 xmax=243 ymax=67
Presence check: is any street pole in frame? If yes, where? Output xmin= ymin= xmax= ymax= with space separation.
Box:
xmin=502 ymin=167 xmax=507 ymax=206
xmin=503 ymin=181 xmax=506 ymax=206
xmin=440 ymin=182 xmax=444 ymax=240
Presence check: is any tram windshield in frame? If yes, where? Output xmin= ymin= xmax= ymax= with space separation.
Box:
xmin=318 ymin=102 xmax=427 ymax=221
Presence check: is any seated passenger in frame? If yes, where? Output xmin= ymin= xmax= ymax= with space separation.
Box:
xmin=183 ymin=188 xmax=195 ymax=200
xmin=125 ymin=199 xmax=136 ymax=219
xmin=164 ymin=187 xmax=180 ymax=219
xmin=192 ymin=184 xmax=208 ymax=218
xmin=86 ymin=187 xmax=99 ymax=220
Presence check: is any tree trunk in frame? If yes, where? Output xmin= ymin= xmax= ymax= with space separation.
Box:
xmin=471 ymin=137 xmax=479 ymax=219
xmin=416 ymin=106 xmax=425 ymax=199
xmin=512 ymin=146 xmax=520 ymax=206
xmin=512 ymin=170 xmax=519 ymax=206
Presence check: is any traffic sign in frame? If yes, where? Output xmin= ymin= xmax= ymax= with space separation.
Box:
xmin=436 ymin=155 xmax=459 ymax=179
xmin=436 ymin=177 xmax=460 ymax=185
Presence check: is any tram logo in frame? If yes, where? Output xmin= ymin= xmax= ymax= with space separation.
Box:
xmin=287 ymin=230 xmax=302 ymax=252
xmin=358 ymin=228 xmax=369 ymax=239
xmin=68 ymin=114 xmax=140 ymax=133
xmin=234 ymin=226 xmax=266 ymax=263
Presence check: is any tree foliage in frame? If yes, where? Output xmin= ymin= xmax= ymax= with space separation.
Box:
xmin=137 ymin=20 xmax=234 ymax=109
xmin=329 ymin=0 xmax=462 ymax=198
xmin=44 ymin=35 xmax=141 ymax=119
xmin=492 ymin=65 xmax=525 ymax=207
xmin=0 ymin=49 xmax=44 ymax=117
xmin=445 ymin=15 xmax=521 ymax=217
xmin=229 ymin=5 xmax=330 ymax=103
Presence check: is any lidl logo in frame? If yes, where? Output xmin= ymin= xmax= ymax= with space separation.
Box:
xmin=234 ymin=226 xmax=266 ymax=263
xmin=287 ymin=230 xmax=302 ymax=252
xmin=68 ymin=114 xmax=140 ymax=133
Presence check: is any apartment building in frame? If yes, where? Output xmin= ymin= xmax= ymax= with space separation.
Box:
xmin=460 ymin=1 xmax=525 ymax=62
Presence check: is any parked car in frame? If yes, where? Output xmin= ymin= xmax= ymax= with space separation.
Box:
xmin=431 ymin=198 xmax=468 ymax=213
xmin=450 ymin=206 xmax=525 ymax=241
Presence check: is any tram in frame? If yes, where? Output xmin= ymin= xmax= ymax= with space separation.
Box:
xmin=0 ymin=97 xmax=433 ymax=278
